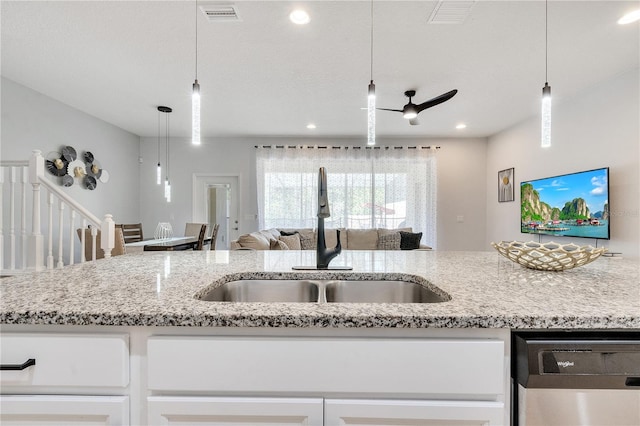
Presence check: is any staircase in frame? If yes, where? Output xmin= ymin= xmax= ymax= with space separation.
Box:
xmin=1 ymin=150 xmax=116 ymax=275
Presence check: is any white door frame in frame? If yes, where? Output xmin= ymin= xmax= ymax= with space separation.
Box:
xmin=192 ymin=174 xmax=242 ymax=245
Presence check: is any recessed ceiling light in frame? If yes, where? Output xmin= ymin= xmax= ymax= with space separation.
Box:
xmin=456 ymin=123 xmax=467 ymax=129
xmin=618 ymin=10 xmax=640 ymax=25
xmin=306 ymin=123 xmax=316 ymax=129
xmin=290 ymin=9 xmax=310 ymax=25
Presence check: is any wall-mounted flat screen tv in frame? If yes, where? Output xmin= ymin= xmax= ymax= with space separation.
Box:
xmin=521 ymin=167 xmax=610 ymax=240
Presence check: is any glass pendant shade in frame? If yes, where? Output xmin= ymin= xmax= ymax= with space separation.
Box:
xmin=156 ymin=163 xmax=162 ymax=185
xmin=192 ymin=80 xmax=201 ymax=145
xmin=165 ymin=178 xmax=171 ymax=203
xmin=367 ymin=81 xmax=376 ymax=146
xmin=541 ymin=82 xmax=551 ymax=148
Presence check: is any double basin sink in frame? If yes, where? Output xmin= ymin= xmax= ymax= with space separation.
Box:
xmin=198 ymin=278 xmax=451 ymax=304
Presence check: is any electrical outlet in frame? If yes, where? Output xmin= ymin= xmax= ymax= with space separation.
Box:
xmin=456 ymin=215 xmax=464 ymax=223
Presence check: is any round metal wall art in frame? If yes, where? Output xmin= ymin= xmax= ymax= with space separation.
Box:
xmin=45 ymin=146 xmax=109 ymax=190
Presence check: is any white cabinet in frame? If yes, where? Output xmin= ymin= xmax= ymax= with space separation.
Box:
xmin=0 ymin=333 xmax=130 ymax=425
xmin=0 ymin=395 xmax=129 ymax=426
xmin=148 ymin=396 xmax=324 ymax=426
xmin=147 ymin=335 xmax=506 ymax=425
xmin=325 ymin=399 xmax=504 ymax=426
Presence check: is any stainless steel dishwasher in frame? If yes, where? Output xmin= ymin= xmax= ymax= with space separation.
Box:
xmin=512 ymin=331 xmax=640 ymax=426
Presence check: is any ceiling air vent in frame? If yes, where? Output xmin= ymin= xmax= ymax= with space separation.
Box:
xmin=428 ymin=0 xmax=475 ymax=24
xmin=200 ymin=4 xmax=241 ymax=22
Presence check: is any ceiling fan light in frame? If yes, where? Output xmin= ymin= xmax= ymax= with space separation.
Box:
xmin=403 ymin=110 xmax=418 ymax=120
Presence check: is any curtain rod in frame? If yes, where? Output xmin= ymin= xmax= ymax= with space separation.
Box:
xmin=254 ymin=145 xmax=440 ymax=150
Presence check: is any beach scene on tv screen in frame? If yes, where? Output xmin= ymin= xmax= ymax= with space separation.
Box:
xmin=521 ymin=169 xmax=609 ymax=239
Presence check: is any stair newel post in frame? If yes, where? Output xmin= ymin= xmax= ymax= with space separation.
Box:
xmin=28 ymin=150 xmax=44 ymax=270
xmin=101 ymin=214 xmax=115 ymax=259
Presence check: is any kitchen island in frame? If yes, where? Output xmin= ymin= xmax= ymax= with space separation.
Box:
xmin=1 ymin=250 xmax=638 ymax=425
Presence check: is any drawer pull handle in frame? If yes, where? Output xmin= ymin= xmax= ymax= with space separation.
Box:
xmin=626 ymin=377 xmax=640 ymax=387
xmin=0 ymin=358 xmax=36 ymax=371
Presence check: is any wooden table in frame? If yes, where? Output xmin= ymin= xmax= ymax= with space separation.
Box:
xmin=125 ymin=237 xmax=211 ymax=253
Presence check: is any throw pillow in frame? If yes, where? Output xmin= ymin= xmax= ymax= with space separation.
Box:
xmin=299 ymin=233 xmax=316 ymax=250
xmin=273 ymin=240 xmax=290 ymax=250
xmin=399 ymin=231 xmax=422 ymax=250
xmin=377 ymin=232 xmax=401 ymax=250
xmin=279 ymin=234 xmax=301 ymax=250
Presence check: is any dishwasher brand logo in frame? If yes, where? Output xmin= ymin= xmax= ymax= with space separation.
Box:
xmin=557 ymin=360 xmax=575 ymax=368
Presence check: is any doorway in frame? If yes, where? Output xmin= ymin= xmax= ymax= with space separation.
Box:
xmin=192 ymin=174 xmax=240 ymax=250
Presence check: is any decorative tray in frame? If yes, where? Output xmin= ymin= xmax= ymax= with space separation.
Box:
xmin=491 ymin=240 xmax=607 ymax=271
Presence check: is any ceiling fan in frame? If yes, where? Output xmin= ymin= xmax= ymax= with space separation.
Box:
xmin=379 ymin=89 xmax=458 ymax=125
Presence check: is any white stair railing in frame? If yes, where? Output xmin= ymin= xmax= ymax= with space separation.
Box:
xmin=1 ymin=150 xmax=115 ymax=275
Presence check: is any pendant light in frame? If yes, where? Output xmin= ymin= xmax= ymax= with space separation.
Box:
xmin=159 ymin=106 xmax=173 ymax=202
xmin=191 ymin=0 xmax=201 ymax=145
xmin=367 ymin=0 xmax=376 ymax=146
xmin=541 ymin=0 xmax=551 ymax=148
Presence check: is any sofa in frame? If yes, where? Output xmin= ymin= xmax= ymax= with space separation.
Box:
xmin=230 ymin=227 xmax=431 ymax=251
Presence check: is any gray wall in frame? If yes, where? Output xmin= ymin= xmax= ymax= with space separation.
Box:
xmin=139 ymin=136 xmax=489 ymax=251
xmin=485 ymin=69 xmax=640 ymax=258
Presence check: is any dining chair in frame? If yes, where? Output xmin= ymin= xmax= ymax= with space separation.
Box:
xmin=194 ymin=224 xmax=208 ymax=250
xmin=116 ymin=223 xmax=144 ymax=243
xmin=209 ymin=224 xmax=220 ymax=251
xmin=76 ymin=227 xmax=126 ymax=261
xmin=184 ymin=222 xmax=208 ymax=239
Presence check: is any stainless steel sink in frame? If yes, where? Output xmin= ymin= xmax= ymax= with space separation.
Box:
xmin=200 ymin=279 xmax=320 ymax=303
xmin=198 ymin=278 xmax=450 ymax=304
xmin=325 ymin=280 xmax=450 ymax=303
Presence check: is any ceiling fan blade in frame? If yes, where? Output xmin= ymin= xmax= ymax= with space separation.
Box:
xmin=409 ymin=118 xmax=420 ymax=126
xmin=377 ymin=108 xmax=404 ymax=113
xmin=415 ymin=89 xmax=458 ymax=113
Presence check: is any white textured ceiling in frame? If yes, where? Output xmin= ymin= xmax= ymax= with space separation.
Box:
xmin=1 ymin=1 xmax=638 ymax=139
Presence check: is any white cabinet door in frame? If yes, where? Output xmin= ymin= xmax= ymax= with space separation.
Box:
xmin=148 ymin=396 xmax=323 ymax=426
xmin=0 ymin=395 xmax=129 ymax=425
xmin=324 ymin=399 xmax=504 ymax=426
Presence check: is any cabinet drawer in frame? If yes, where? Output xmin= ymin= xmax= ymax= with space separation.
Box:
xmin=148 ymin=336 xmax=504 ymax=397
xmin=0 ymin=333 xmax=129 ymax=388
xmin=0 ymin=395 xmax=129 ymax=425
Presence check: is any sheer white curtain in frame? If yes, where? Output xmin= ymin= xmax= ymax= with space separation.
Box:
xmin=256 ymin=146 xmax=437 ymax=247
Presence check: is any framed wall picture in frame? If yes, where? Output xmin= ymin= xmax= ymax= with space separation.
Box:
xmin=498 ymin=168 xmax=514 ymax=202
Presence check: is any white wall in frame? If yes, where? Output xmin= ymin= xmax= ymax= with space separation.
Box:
xmin=1 ymin=78 xmax=141 ymax=265
xmin=1 ymin=77 xmax=141 ymax=222
xmin=485 ymin=68 xmax=640 ymax=258
xmin=139 ymin=136 xmax=488 ymax=251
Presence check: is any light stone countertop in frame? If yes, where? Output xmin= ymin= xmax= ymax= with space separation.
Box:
xmin=1 ymin=250 xmax=638 ymax=329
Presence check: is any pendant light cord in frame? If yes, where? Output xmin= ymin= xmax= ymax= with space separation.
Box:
xmin=370 ymin=0 xmax=374 ymax=81
xmin=545 ymin=0 xmax=548 ymax=83
xmin=157 ymin=109 xmax=161 ymax=164
xmin=195 ymin=0 xmax=198 ymax=81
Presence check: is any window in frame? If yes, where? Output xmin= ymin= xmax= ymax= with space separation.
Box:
xmin=256 ymin=146 xmax=437 ymax=247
